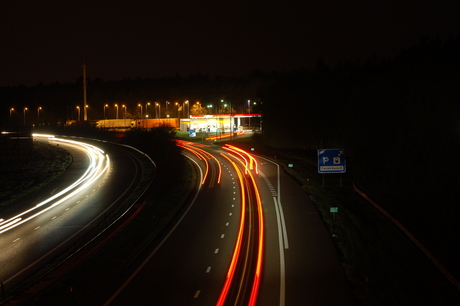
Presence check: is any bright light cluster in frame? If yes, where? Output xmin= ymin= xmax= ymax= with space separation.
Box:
xmin=0 ymin=134 xmax=110 ymax=234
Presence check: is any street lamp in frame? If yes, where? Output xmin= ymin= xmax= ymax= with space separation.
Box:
xmin=175 ymin=102 xmax=180 ymax=118
xmin=115 ymin=104 xmax=119 ymax=119
xmin=165 ymin=101 xmax=169 ymax=117
xmin=76 ymin=106 xmax=80 ymax=121
xmin=37 ymin=107 xmax=42 ymax=125
xmin=146 ymin=102 xmax=150 ymax=119
xmin=10 ymin=108 xmax=14 ymax=120
xmin=207 ymin=104 xmax=213 ymax=114
xmin=185 ymin=100 xmax=189 ymax=117
xmin=138 ymin=104 xmax=143 ymax=119
xmin=122 ymin=105 xmax=127 ymax=127
xmin=155 ymin=102 xmax=160 ymax=119
xmin=23 ymin=107 xmax=28 ymax=125
xmin=104 ymin=104 xmax=108 ymax=119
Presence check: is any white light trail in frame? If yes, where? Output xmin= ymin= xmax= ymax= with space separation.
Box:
xmin=0 ymin=134 xmax=110 ymax=234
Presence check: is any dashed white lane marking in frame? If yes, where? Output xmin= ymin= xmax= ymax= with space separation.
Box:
xmin=13 ymin=238 xmax=20 ymax=243
xmin=214 ymin=248 xmax=219 ymax=254
xmin=221 ymin=234 xmax=225 ymax=238
xmin=206 ymin=267 xmax=212 ymax=273
xmin=229 ymin=213 xmax=232 ymax=216
xmin=226 ymin=222 xmax=229 ymax=226
xmin=194 ymin=290 xmax=201 ymax=298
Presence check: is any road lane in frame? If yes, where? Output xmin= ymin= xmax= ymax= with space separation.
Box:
xmin=0 ymin=135 xmax=144 ymax=299
xmin=256 ymin=155 xmax=354 ymax=306
xmin=106 ymin=148 xmax=241 ymax=305
xmin=105 ymin=142 xmax=354 ymax=306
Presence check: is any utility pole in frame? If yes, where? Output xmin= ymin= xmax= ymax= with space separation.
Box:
xmin=82 ymin=62 xmax=88 ymax=121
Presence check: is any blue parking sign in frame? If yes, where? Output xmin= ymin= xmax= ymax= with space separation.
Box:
xmin=189 ymin=129 xmax=196 ymax=137
xmin=318 ymin=149 xmax=346 ymax=173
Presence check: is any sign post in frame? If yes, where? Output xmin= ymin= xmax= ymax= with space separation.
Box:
xmin=318 ymin=149 xmax=346 ymax=186
xmin=330 ymin=207 xmax=338 ymax=220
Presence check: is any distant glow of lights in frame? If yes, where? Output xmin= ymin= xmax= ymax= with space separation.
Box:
xmin=0 ymin=134 xmax=110 ymax=234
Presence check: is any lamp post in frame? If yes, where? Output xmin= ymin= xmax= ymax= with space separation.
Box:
xmin=37 ymin=107 xmax=42 ymax=125
xmin=122 ymin=104 xmax=127 ymax=127
xmin=77 ymin=106 xmax=80 ymax=121
xmin=146 ymin=102 xmax=150 ymax=119
xmin=165 ymin=101 xmax=169 ymax=117
xmin=10 ymin=108 xmax=14 ymax=123
xmin=23 ymin=107 xmax=28 ymax=125
xmin=175 ymin=102 xmax=180 ymax=119
xmin=104 ymin=104 xmax=108 ymax=119
xmin=138 ymin=104 xmax=143 ymax=119
xmin=155 ymin=102 xmax=160 ymax=119
xmin=184 ymin=100 xmax=190 ymax=118
xmin=115 ymin=104 xmax=119 ymax=119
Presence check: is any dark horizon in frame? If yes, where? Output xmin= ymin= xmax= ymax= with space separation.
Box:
xmin=2 ymin=0 xmax=460 ymax=87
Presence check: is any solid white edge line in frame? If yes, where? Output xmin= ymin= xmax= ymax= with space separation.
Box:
xmin=258 ymin=158 xmax=289 ymax=249
xmin=273 ymin=196 xmax=286 ymax=306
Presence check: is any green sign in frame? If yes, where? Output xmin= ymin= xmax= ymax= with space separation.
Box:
xmin=288 ymin=164 xmax=293 ymax=168
xmin=330 ymin=207 xmax=338 ymax=213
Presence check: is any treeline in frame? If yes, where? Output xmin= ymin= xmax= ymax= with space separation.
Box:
xmin=261 ymin=36 xmax=460 ymax=277
xmin=0 ymin=72 xmax=267 ymax=125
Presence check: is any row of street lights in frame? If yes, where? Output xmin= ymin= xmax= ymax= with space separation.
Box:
xmin=103 ymin=104 xmax=127 ymax=120
xmin=7 ymin=99 xmax=256 ymax=126
xmin=9 ymin=107 xmax=43 ymax=125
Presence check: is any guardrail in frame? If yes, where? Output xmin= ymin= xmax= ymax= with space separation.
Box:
xmin=353 ymin=180 xmax=460 ymax=291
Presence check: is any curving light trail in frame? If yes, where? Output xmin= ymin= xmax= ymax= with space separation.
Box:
xmin=175 ymin=140 xmax=222 ymax=186
xmin=0 ymin=134 xmax=110 ymax=234
xmin=217 ymin=146 xmax=264 ymax=306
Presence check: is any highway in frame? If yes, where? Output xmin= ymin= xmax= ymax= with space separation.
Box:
xmin=0 ymin=134 xmax=146 ymax=299
xmin=103 ymin=141 xmax=354 ymax=305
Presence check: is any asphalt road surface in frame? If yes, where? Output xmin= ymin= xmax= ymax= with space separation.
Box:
xmin=0 ymin=135 xmax=143 ymax=299
xmin=103 ymin=142 xmax=354 ymax=305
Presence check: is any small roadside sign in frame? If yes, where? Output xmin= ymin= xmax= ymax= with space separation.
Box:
xmin=318 ymin=149 xmax=346 ymax=173
xmin=189 ymin=129 xmax=196 ymax=137
xmin=330 ymin=207 xmax=338 ymax=213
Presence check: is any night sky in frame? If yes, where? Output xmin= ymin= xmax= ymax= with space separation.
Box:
xmin=2 ymin=0 xmax=460 ymax=86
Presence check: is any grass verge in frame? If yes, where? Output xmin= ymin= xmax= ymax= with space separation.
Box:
xmin=222 ymin=136 xmax=460 ymax=305
xmin=0 ymin=141 xmax=71 ymax=207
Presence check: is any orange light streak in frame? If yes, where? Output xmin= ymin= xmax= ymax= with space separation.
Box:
xmin=247 ymin=165 xmax=264 ymax=306
xmin=205 ymin=133 xmax=233 ymax=141
xmin=225 ymin=144 xmax=259 ymax=174
xmin=226 ymin=150 xmax=264 ymax=306
xmin=177 ymin=143 xmax=209 ymax=184
xmin=215 ymin=153 xmax=246 ymax=306
xmin=223 ymin=146 xmax=249 ymax=173
xmin=178 ymin=143 xmax=222 ymax=185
